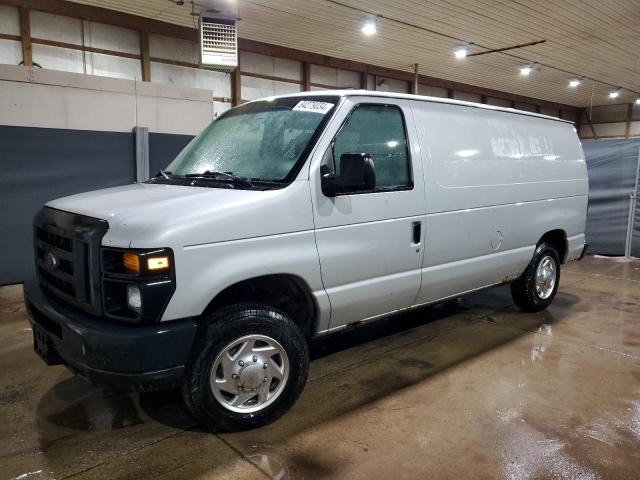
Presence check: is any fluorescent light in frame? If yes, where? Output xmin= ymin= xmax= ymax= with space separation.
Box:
xmin=361 ymin=17 xmax=377 ymax=35
xmin=519 ymin=64 xmax=534 ymax=76
xmin=609 ymin=89 xmax=620 ymax=99
xmin=635 ymin=98 xmax=640 ymax=105
xmin=454 ymin=45 xmax=468 ymax=59
xmin=568 ymin=78 xmax=581 ymax=88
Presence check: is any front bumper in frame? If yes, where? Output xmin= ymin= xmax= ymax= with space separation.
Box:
xmin=24 ymin=280 xmax=197 ymax=391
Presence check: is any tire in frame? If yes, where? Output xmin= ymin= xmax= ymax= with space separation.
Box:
xmin=510 ymin=243 xmax=561 ymax=312
xmin=182 ymin=303 xmax=309 ymax=432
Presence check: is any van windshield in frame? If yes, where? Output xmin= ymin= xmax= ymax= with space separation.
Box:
xmin=163 ymin=96 xmax=339 ymax=187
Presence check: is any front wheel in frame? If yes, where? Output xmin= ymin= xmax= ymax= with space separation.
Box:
xmin=510 ymin=243 xmax=560 ymax=312
xmin=182 ymin=303 xmax=309 ymax=432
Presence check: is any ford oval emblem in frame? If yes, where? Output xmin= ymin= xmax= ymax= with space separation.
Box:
xmin=45 ymin=252 xmax=58 ymax=271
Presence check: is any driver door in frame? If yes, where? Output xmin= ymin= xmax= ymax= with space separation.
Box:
xmin=310 ymin=98 xmax=426 ymax=329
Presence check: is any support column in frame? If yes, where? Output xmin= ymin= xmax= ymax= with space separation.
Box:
xmin=625 ymin=103 xmax=633 ymax=138
xmin=361 ymin=65 xmax=368 ymax=90
xmin=140 ymin=30 xmax=151 ymax=82
xmin=412 ymin=63 xmax=419 ymax=94
xmin=134 ymin=127 xmax=149 ymax=182
xmin=19 ymin=8 xmax=32 ymax=67
xmin=625 ymin=145 xmax=640 ymax=258
xmin=231 ymin=67 xmax=241 ymax=106
xmin=302 ymin=62 xmax=310 ymax=91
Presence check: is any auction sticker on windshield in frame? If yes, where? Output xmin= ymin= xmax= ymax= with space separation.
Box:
xmin=292 ymin=101 xmax=334 ymax=114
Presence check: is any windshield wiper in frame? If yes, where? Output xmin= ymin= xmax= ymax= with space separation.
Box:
xmin=184 ymin=171 xmax=253 ymax=187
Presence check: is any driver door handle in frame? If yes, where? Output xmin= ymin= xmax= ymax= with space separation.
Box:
xmin=412 ymin=221 xmax=422 ymax=245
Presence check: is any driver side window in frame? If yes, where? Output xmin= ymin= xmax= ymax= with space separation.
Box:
xmin=331 ymin=104 xmax=411 ymax=189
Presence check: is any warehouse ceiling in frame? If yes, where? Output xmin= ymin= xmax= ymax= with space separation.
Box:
xmin=70 ymin=0 xmax=640 ymax=107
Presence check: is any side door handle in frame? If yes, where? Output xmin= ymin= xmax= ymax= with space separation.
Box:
xmin=412 ymin=221 xmax=422 ymax=245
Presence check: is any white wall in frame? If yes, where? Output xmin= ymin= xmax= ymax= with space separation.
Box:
xmin=240 ymin=51 xmax=301 ymax=101
xmin=28 ymin=11 xmax=142 ymax=80
xmin=148 ymin=32 xmax=231 ymax=113
xmin=419 ymin=85 xmax=448 ymax=98
xmin=0 ymin=7 xmax=230 ymax=113
xmin=0 ymin=5 xmax=21 ymax=65
xmin=0 ymin=64 xmax=213 ymax=135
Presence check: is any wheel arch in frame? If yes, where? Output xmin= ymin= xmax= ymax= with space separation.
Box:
xmin=538 ymin=229 xmax=568 ymax=263
xmin=201 ymin=274 xmax=318 ymax=338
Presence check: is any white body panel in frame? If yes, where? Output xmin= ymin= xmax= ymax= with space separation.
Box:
xmin=309 ymin=97 xmax=426 ymax=328
xmin=411 ymin=100 xmax=588 ymax=306
xmin=45 ymin=90 xmax=588 ymax=333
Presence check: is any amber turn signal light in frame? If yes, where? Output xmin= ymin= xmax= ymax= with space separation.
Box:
xmin=123 ymin=252 xmax=140 ymax=273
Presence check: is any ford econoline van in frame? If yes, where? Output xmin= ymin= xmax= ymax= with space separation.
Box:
xmin=25 ymin=91 xmax=588 ymax=431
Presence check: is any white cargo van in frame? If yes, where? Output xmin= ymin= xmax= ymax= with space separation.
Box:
xmin=25 ymin=91 xmax=588 ymax=431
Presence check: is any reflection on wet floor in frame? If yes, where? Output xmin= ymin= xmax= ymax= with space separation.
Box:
xmin=1 ymin=256 xmax=639 ymax=479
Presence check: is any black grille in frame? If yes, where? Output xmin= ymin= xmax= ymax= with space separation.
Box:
xmin=36 ymin=228 xmax=72 ymax=252
xmin=36 ymin=227 xmax=78 ymax=298
xmin=34 ymin=208 xmax=108 ymax=315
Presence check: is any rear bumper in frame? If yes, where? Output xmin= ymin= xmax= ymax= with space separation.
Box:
xmin=566 ymin=234 xmax=588 ymax=263
xmin=24 ymin=280 xmax=197 ymax=391
xmin=578 ymin=242 xmax=589 ymax=261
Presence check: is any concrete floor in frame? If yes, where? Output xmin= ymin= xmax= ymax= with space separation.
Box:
xmin=1 ymin=256 xmax=639 ymax=480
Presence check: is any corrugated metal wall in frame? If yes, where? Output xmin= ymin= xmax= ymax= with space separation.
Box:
xmin=583 ymin=139 xmax=640 ymax=257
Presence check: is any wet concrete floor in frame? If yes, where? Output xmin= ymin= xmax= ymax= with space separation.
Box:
xmin=1 ymin=255 xmax=639 ymax=479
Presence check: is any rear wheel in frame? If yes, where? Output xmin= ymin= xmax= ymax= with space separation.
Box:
xmin=182 ymin=303 xmax=309 ymax=432
xmin=510 ymin=243 xmax=560 ymax=312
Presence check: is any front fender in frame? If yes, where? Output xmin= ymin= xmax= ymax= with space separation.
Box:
xmin=161 ymin=230 xmax=331 ymax=332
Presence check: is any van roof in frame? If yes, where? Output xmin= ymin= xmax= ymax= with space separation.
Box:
xmin=258 ymin=89 xmax=574 ymax=124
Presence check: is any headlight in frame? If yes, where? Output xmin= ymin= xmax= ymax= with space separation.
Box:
xmin=123 ymin=251 xmax=170 ymax=273
xmin=147 ymin=255 xmax=170 ymax=271
xmin=101 ymin=247 xmax=175 ymax=323
xmin=103 ymin=248 xmax=172 ymax=276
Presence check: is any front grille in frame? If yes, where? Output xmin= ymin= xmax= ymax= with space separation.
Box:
xmin=36 ymin=227 xmax=80 ymax=297
xmin=34 ymin=208 xmax=108 ymax=315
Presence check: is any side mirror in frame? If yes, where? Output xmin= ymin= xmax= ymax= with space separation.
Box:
xmin=321 ymin=153 xmax=376 ymax=197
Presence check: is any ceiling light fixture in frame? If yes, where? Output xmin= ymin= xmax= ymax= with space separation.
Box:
xmin=635 ymin=98 xmax=640 ymax=105
xmin=519 ymin=63 xmax=534 ymax=76
xmin=361 ymin=16 xmax=377 ymax=36
xmin=609 ymin=89 xmax=621 ymax=99
xmin=568 ymin=77 xmax=582 ymax=88
xmin=454 ymin=44 xmax=468 ymax=59
xmin=322 ymin=0 xmax=640 ymax=100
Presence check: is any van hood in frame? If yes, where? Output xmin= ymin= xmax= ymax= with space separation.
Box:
xmin=46 ymin=182 xmax=313 ymax=248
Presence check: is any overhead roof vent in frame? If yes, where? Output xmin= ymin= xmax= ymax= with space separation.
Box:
xmin=199 ymin=16 xmax=238 ymax=71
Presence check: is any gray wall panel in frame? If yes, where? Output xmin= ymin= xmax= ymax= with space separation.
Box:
xmin=583 ymin=139 xmax=640 ymax=256
xmin=148 ymin=132 xmax=193 ymax=177
xmin=0 ymin=126 xmax=134 ymax=284
xmin=634 ymin=206 xmax=640 ymax=258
